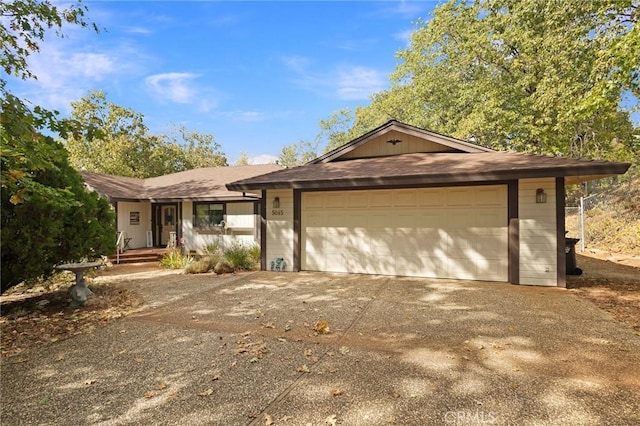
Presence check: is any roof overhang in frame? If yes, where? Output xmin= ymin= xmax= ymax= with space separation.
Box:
xmin=227 ymin=152 xmax=631 ymax=191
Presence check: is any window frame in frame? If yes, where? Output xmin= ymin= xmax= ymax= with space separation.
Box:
xmin=193 ymin=202 xmax=226 ymax=231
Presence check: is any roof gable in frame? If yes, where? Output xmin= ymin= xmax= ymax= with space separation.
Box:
xmin=311 ymin=120 xmax=494 ymax=164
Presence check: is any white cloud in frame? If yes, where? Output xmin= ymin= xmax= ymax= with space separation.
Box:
xmin=9 ymin=37 xmax=141 ymax=113
xmin=282 ymin=55 xmax=311 ymax=74
xmin=214 ymin=110 xmax=267 ymax=122
xmin=124 ymin=26 xmax=153 ymax=35
xmin=145 ymin=72 xmax=200 ymax=103
xmin=282 ymin=56 xmax=388 ymax=101
xmin=336 ymin=66 xmax=387 ymax=100
xmin=248 ymin=154 xmax=279 ymax=165
xmin=395 ymin=29 xmax=415 ymax=46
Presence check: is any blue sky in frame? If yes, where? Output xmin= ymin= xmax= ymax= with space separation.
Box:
xmin=7 ymin=1 xmax=440 ymax=164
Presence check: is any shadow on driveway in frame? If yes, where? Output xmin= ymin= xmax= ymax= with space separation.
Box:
xmin=2 ymin=271 xmax=639 ymax=425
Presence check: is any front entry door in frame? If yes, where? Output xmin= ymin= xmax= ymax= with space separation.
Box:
xmin=154 ymin=204 xmax=178 ymax=246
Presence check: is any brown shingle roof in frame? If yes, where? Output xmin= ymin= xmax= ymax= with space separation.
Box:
xmin=82 ymin=164 xmax=282 ymax=202
xmin=226 ymin=152 xmax=631 ymax=190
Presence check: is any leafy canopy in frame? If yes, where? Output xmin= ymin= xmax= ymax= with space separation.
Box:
xmin=1 ymin=94 xmax=115 ymax=292
xmin=311 ymin=0 xmax=639 ymax=163
xmin=65 ymin=91 xmax=227 ymax=178
xmin=1 ymin=1 xmax=114 ymax=292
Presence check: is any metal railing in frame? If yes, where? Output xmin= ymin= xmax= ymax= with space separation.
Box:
xmin=115 ymin=231 xmax=124 ymax=264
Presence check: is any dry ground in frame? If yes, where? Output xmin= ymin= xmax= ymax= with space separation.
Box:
xmin=1 ymin=253 xmax=639 ymax=358
xmin=567 ymin=253 xmax=640 ymax=335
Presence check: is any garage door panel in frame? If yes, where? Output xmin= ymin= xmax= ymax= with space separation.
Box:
xmin=322 ymin=253 xmax=346 ymax=272
xmin=346 ymin=192 xmax=368 ymax=208
xmin=447 ymin=188 xmax=474 ymax=206
xmin=419 ymin=189 xmax=445 ymax=207
xmin=417 ymin=213 xmax=446 ymax=227
xmin=448 ymin=232 xmax=475 ymax=250
xmin=394 ymin=190 xmax=418 ymax=207
xmin=370 ymin=191 xmax=392 ymax=207
xmin=368 ymin=231 xmax=394 ymax=256
xmin=476 ymin=212 xmax=505 ymax=227
xmin=476 ymin=187 xmax=502 ymax=205
xmin=447 ymin=212 xmax=474 ymax=228
xmin=302 ymin=186 xmax=507 ymax=281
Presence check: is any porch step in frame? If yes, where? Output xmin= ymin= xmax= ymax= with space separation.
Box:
xmin=108 ymin=248 xmax=167 ymax=264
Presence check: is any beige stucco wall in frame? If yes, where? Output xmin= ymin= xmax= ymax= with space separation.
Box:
xmin=265 ymin=189 xmax=294 ymax=270
xmin=519 ymin=178 xmax=558 ymax=286
xmin=117 ymin=201 xmax=152 ymax=249
xmin=182 ymin=201 xmax=258 ymax=255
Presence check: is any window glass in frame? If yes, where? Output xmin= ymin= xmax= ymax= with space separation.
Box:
xmin=194 ymin=203 xmax=224 ymax=229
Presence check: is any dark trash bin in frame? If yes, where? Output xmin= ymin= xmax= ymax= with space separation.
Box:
xmin=565 ymin=237 xmax=583 ymax=275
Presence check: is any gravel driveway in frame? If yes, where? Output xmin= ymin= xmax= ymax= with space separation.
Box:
xmin=2 ymin=270 xmax=639 ymax=425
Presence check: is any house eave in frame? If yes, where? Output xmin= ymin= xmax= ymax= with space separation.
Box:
xmin=226 ymin=163 xmax=631 ymax=192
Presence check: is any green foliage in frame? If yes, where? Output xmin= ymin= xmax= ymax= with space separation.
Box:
xmin=65 ymin=91 xmax=227 ymax=178
xmin=247 ymin=244 xmax=261 ymax=265
xmin=1 ymin=0 xmax=98 ymax=81
xmin=1 ymin=94 xmax=115 ymax=292
xmin=278 ymin=139 xmax=321 ymax=168
xmin=184 ymin=241 xmax=260 ymax=274
xmin=235 ymin=151 xmax=250 ymax=166
xmin=278 ymin=109 xmax=356 ymax=166
xmin=159 ymin=248 xmax=193 ymax=269
xmin=318 ymin=0 xmax=639 ymax=162
xmin=220 ymin=241 xmax=259 ymax=271
xmin=184 ymin=255 xmax=219 ymax=274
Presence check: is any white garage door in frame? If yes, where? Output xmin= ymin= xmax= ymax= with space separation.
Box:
xmin=302 ymin=185 xmax=508 ymax=281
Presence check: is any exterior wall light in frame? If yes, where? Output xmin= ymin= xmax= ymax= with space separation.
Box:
xmin=536 ymin=188 xmax=547 ymax=204
xmin=273 ymin=197 xmax=280 ymax=208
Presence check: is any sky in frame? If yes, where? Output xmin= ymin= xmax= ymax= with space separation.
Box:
xmin=6 ymin=0 xmax=441 ymax=165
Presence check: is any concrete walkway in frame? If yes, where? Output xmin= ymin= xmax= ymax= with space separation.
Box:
xmin=2 ymin=270 xmax=639 ymax=425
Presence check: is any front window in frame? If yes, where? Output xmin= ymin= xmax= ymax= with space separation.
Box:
xmin=194 ymin=203 xmax=224 ymax=230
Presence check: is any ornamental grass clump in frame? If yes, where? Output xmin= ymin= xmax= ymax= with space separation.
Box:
xmin=183 ymin=242 xmax=260 ymax=274
xmin=223 ymin=241 xmax=257 ymax=271
xmin=184 ymin=255 xmax=219 ymax=274
xmin=159 ymin=248 xmax=193 ymax=269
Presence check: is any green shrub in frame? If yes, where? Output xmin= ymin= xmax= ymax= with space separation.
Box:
xmin=160 ymin=248 xmax=193 ymax=269
xmin=248 ymin=244 xmax=261 ymax=265
xmin=204 ymin=243 xmax=223 ymax=256
xmin=182 ymin=241 xmax=261 ymax=274
xmin=223 ymin=241 xmax=256 ymax=270
xmin=184 ymin=255 xmax=219 ymax=274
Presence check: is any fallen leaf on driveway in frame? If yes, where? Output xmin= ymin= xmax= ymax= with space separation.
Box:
xmin=198 ymin=388 xmax=214 ymax=396
xmin=297 ymin=364 xmax=310 ymax=373
xmin=331 ymin=389 xmax=342 ymax=396
xmin=325 ymin=414 xmax=337 ymax=425
xmin=157 ymin=382 xmax=167 ymax=390
xmin=143 ymin=391 xmax=156 ymax=398
xmin=339 ymin=346 xmax=349 ymax=355
xmin=83 ymin=379 xmax=97 ymax=385
xmin=264 ymin=413 xmax=274 ymax=425
xmin=314 ymin=320 xmax=330 ymax=334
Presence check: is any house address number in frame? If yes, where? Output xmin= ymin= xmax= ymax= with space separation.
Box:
xmin=271 ymin=209 xmax=284 ymax=216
